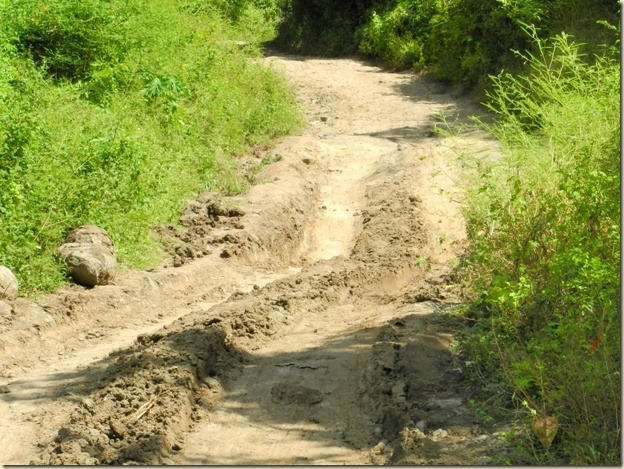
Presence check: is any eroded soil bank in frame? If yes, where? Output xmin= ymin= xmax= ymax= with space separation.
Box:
xmin=0 ymin=51 xmax=512 ymax=465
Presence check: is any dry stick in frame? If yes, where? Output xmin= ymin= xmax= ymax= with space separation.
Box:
xmin=275 ymin=362 xmax=320 ymax=370
xmin=126 ymin=392 xmax=159 ymax=424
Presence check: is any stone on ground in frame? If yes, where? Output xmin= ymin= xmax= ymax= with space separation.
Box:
xmin=58 ymin=226 xmax=117 ymax=287
xmin=0 ymin=265 xmax=18 ymax=299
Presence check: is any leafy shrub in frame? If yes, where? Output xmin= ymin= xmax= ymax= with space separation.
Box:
xmin=273 ymin=0 xmax=375 ymax=55
xmin=357 ymin=0 xmax=436 ymax=69
xmin=3 ymin=0 xmax=138 ymax=81
xmin=0 ymin=0 xmax=303 ymax=294
xmin=212 ymin=0 xmax=281 ymax=23
xmin=275 ymin=0 xmax=533 ymax=84
xmin=275 ymin=0 xmax=619 ymax=93
xmin=180 ymin=0 xmax=281 ymax=40
xmin=458 ymin=31 xmax=620 ymax=464
xmin=425 ymin=0 xmax=535 ymax=89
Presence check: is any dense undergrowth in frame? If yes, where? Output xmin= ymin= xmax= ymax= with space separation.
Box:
xmin=456 ymin=29 xmax=620 ymax=465
xmin=274 ymin=0 xmax=619 ymax=91
xmin=275 ymin=0 xmax=621 ymax=464
xmin=0 ymin=0 xmax=302 ymax=294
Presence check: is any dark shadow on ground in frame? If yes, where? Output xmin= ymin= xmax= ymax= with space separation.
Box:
xmin=358 ymin=125 xmax=436 ymax=143
xmin=171 ymin=309 xmax=488 ymax=464
xmin=17 ymin=289 xmax=507 ymax=465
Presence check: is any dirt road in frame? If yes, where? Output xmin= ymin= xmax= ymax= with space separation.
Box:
xmin=0 ymin=51 xmax=511 ymax=465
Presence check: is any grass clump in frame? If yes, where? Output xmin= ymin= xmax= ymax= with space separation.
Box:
xmin=457 ymin=29 xmax=620 ymax=464
xmin=0 ymin=0 xmax=303 ymax=295
xmin=3 ymin=0 xmax=139 ymax=82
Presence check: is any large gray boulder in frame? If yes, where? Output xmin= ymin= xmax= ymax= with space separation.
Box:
xmin=0 ymin=265 xmax=18 ymax=299
xmin=58 ymin=226 xmax=117 ymax=287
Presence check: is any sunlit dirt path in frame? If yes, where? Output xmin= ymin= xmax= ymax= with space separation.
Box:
xmin=1 ymin=51 xmax=508 ymax=466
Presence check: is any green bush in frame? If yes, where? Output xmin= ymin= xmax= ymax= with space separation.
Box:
xmin=425 ymin=0 xmax=535 ymax=89
xmin=273 ymin=0 xmax=375 ymax=55
xmin=458 ymin=31 xmax=620 ymax=464
xmin=3 ymin=0 xmax=138 ymax=81
xmin=357 ymin=0 xmax=436 ymax=69
xmin=275 ymin=0 xmax=619 ymax=92
xmin=181 ymin=0 xmax=282 ymax=41
xmin=0 ymin=0 xmax=302 ymax=294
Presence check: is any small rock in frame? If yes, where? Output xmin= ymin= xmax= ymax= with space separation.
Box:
xmin=228 ymin=207 xmax=246 ymax=217
xmin=42 ymin=314 xmax=56 ymax=327
xmin=207 ymin=199 xmax=229 ymax=217
xmin=320 ymin=116 xmax=328 ymax=122
xmin=415 ymin=420 xmax=426 ymax=432
xmin=302 ymin=157 xmax=315 ymax=165
xmin=0 ymin=266 xmax=18 ymax=299
xmin=80 ymin=398 xmax=95 ymax=412
xmin=58 ymin=226 xmax=116 ymax=287
xmin=88 ymin=427 xmax=108 ymax=444
xmin=59 ymin=439 xmax=85 ymax=454
xmin=432 ymin=429 xmax=448 ymax=439
xmin=403 ymin=427 xmax=426 ymax=440
xmin=392 ymin=381 xmax=407 ymax=404
xmin=427 ymin=397 xmax=462 ymax=409
xmin=0 ymin=300 xmax=13 ymax=317
xmin=0 ymin=385 xmax=10 ymax=393
xmin=109 ymin=420 xmax=127 ymax=439
xmin=369 ymin=441 xmax=389 ymax=464
xmin=203 ymin=377 xmax=220 ymax=390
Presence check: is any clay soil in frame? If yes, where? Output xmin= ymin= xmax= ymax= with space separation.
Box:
xmin=0 ymin=51 xmax=514 ymax=465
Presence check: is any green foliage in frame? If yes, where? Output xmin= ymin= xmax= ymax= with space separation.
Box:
xmin=0 ymin=0 xmax=302 ymax=294
xmin=358 ymin=0 xmax=436 ymax=69
xmin=458 ymin=31 xmax=620 ymax=464
xmin=425 ymin=0 xmax=535 ymax=88
xmin=275 ymin=0 xmax=619 ymax=92
xmin=273 ymin=0 xmax=376 ymax=55
xmin=212 ymin=0 xmax=281 ymax=24
xmin=3 ymin=0 xmax=138 ymax=81
xmin=181 ymin=0 xmax=282 ymax=41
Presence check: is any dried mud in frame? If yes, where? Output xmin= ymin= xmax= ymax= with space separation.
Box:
xmin=1 ymin=51 xmax=512 ymax=466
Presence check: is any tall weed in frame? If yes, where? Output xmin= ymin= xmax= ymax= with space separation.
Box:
xmin=458 ymin=31 xmax=620 ymax=464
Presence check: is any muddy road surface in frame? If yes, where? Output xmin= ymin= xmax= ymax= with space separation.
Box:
xmin=0 ymin=51 xmax=511 ymax=465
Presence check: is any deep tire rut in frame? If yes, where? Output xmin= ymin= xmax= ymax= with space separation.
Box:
xmin=2 ymin=52 xmax=512 ymax=465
